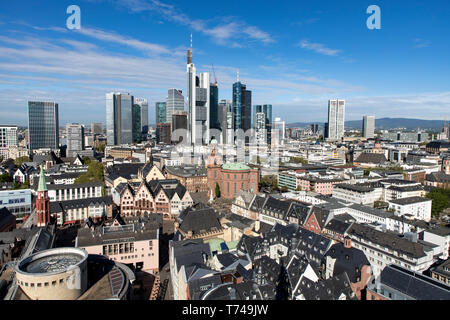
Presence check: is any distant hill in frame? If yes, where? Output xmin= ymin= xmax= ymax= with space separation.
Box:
xmin=287 ymin=118 xmax=445 ymax=130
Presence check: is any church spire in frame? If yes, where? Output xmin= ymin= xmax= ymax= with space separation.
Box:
xmin=37 ymin=166 xmax=47 ymax=192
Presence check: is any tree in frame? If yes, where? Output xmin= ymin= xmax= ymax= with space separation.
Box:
xmin=74 ymin=160 xmax=104 ymax=184
xmin=82 ymin=156 xmax=91 ymax=165
xmin=426 ymin=188 xmax=450 ymax=217
xmin=14 ymin=156 xmax=30 ymax=167
xmin=215 ymin=182 xmax=221 ymax=198
xmin=0 ymin=173 xmax=12 ymax=183
xmin=281 ymin=186 xmax=288 ymax=193
xmin=289 ymin=157 xmax=308 ymax=164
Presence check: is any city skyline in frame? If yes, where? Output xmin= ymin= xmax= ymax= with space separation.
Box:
xmin=0 ymin=0 xmax=449 ymax=126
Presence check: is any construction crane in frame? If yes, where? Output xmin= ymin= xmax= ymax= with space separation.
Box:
xmin=211 ymin=64 xmax=218 ymax=85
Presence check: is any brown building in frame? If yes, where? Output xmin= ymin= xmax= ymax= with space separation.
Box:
xmin=0 ymin=208 xmax=16 ymax=232
xmin=207 ymin=163 xmax=259 ymax=199
xmin=156 ymin=123 xmax=171 ymax=145
xmin=403 ymin=169 xmax=426 ymax=183
xmin=109 ymin=148 xmax=133 ymax=159
xmin=165 ymin=165 xmax=208 ymax=193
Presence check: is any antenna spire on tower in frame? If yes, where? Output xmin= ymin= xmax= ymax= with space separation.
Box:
xmin=237 ymin=69 xmax=239 ymax=82
xmin=190 ymin=33 xmax=192 ymax=49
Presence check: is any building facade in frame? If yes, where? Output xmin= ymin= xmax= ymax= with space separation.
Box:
xmin=28 ymin=101 xmax=59 ymax=153
xmin=106 ymin=92 xmax=133 ymax=146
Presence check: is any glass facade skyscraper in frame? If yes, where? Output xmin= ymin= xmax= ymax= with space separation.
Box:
xmin=135 ymin=98 xmax=148 ymax=136
xmin=166 ymin=89 xmax=184 ymax=128
xmin=28 ymin=101 xmax=59 ymax=153
xmin=106 ymin=92 xmax=133 ymax=146
xmin=233 ymin=82 xmax=252 ymax=133
xmin=209 ymin=83 xmax=219 ymax=131
xmin=327 ymin=99 xmax=345 ymax=141
xmin=156 ymin=102 xmax=167 ymax=124
xmin=132 ymin=103 xmax=141 ymax=143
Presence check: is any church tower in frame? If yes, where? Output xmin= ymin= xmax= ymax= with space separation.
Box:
xmin=36 ymin=166 xmax=51 ymax=227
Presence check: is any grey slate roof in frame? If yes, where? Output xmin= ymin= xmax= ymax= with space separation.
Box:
xmin=50 ymin=196 xmax=113 ymax=213
xmin=348 ymin=223 xmax=428 ymax=259
xmin=379 ymin=264 xmax=450 ymax=300
xmin=389 ymin=196 xmax=431 ymax=205
xmin=178 ymin=207 xmax=222 ymax=236
xmin=322 ymin=242 xmax=370 ymax=283
xmin=296 ymin=272 xmax=357 ymax=300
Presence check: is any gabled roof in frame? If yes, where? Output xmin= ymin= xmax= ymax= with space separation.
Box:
xmin=323 ymin=242 xmax=370 ymax=283
xmin=296 ymin=272 xmax=357 ymax=300
xmin=178 ymin=207 xmax=222 ymax=236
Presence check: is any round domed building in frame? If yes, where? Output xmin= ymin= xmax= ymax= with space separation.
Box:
xmin=15 ymin=247 xmax=89 ymax=300
xmin=207 ymin=162 xmax=259 ymax=199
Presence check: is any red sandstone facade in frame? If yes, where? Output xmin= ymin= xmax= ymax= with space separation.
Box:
xmin=207 ymin=164 xmax=259 ymax=199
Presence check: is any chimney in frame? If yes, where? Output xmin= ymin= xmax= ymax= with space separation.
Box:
xmin=344 ymin=236 xmax=351 ymax=249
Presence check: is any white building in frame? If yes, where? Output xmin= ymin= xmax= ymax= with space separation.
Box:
xmin=388 ymin=197 xmax=432 ymax=222
xmin=66 ymin=123 xmax=85 ymax=157
xmin=332 ymin=183 xmax=383 ymax=205
xmin=327 ymin=99 xmax=345 ymax=141
xmin=362 ymin=115 xmax=375 ymax=139
xmin=348 ymin=223 xmax=435 ymax=279
xmin=0 ymin=125 xmax=18 ymax=159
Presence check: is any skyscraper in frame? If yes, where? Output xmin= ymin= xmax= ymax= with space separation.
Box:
xmin=326 ymin=99 xmax=345 ymax=141
xmin=106 ymin=92 xmax=133 ymax=146
xmin=28 ymin=101 xmax=59 ymax=153
xmin=218 ymin=99 xmax=232 ymax=145
xmin=66 ymin=123 xmax=85 ymax=157
xmin=187 ymin=36 xmax=197 ymax=144
xmin=166 ymin=89 xmax=184 ymax=127
xmin=232 ymin=78 xmax=252 ymax=135
xmin=272 ymin=117 xmax=286 ymax=146
xmin=254 ymin=104 xmax=272 ymax=145
xmin=363 ymin=115 xmax=375 ymax=139
xmin=132 ymin=103 xmax=141 ymax=143
xmin=135 ymin=98 xmax=148 ymax=136
xmin=156 ymin=123 xmax=171 ymax=145
xmin=186 ymin=36 xmax=210 ymax=145
xmin=155 ymin=102 xmax=167 ymax=124
xmin=209 ymin=82 xmax=220 ymax=132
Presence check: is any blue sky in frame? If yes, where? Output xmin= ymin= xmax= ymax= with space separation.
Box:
xmin=0 ymin=0 xmax=449 ymax=126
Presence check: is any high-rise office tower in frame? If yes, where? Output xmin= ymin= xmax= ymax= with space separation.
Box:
xmin=28 ymin=101 xmax=59 ymax=153
xmin=218 ymin=99 xmax=233 ymax=145
xmin=187 ymin=35 xmax=197 ymax=145
xmin=209 ymin=82 xmax=220 ymax=133
xmin=106 ymin=92 xmax=133 ymax=146
xmin=362 ymin=115 xmax=375 ymax=139
xmin=66 ymin=123 xmax=85 ymax=157
xmin=91 ymin=123 xmax=103 ymax=135
xmin=196 ymin=72 xmax=210 ymax=144
xmin=132 ymin=103 xmax=141 ymax=143
xmin=326 ymin=99 xmax=345 ymax=141
xmin=255 ymin=112 xmax=267 ymax=145
xmin=311 ymin=124 xmax=319 ymax=135
xmin=135 ymin=98 xmax=148 ymax=136
xmin=172 ymin=111 xmax=188 ymax=143
xmin=166 ymin=89 xmax=184 ymax=128
xmin=254 ymin=104 xmax=272 ymax=144
xmin=232 ymin=76 xmax=252 ymax=137
xmin=186 ymin=36 xmax=210 ymax=145
xmin=0 ymin=125 xmax=18 ymax=159
xmin=272 ymin=117 xmax=286 ymax=146
xmin=155 ymin=102 xmax=167 ymax=124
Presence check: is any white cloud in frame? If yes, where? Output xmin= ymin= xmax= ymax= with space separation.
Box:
xmin=298 ymin=40 xmax=341 ymax=56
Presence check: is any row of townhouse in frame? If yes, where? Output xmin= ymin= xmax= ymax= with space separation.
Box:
xmin=117 ymin=178 xmax=193 ymax=220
